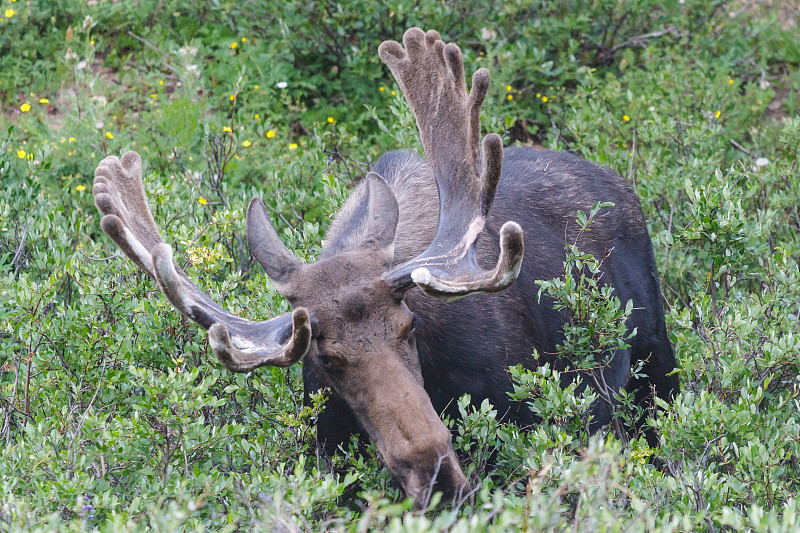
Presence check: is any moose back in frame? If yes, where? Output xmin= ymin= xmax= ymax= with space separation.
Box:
xmin=92 ymin=28 xmax=679 ymax=507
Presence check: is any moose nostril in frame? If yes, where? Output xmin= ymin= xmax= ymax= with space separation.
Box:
xmin=435 ymin=453 xmax=469 ymax=499
xmin=402 ymin=448 xmax=469 ymax=509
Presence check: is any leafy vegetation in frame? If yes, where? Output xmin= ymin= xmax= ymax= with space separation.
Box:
xmin=1 ymin=0 xmax=799 ymax=531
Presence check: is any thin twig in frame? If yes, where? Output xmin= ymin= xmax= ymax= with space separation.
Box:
xmin=627 ymin=129 xmax=637 ymax=187
xmin=748 ymin=58 xmax=767 ymax=87
xmin=68 ymin=353 xmax=108 ymax=465
xmin=79 ymin=250 xmax=123 ymax=262
xmin=729 ymin=138 xmax=755 ymax=157
xmin=12 ymin=221 xmax=31 ymax=274
xmin=607 ymin=26 xmax=682 ymax=54
xmin=126 ymin=31 xmax=182 ymax=78
xmin=2 ymin=350 xmax=22 ymax=447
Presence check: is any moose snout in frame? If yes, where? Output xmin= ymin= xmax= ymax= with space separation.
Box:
xmin=397 ymin=446 xmax=469 ymax=509
xmin=340 ymin=348 xmax=470 ymax=508
xmin=385 ymin=425 xmax=469 ymax=509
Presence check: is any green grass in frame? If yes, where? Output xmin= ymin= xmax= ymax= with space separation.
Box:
xmin=1 ymin=1 xmax=799 ymax=531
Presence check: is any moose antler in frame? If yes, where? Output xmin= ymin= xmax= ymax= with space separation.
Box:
xmin=93 ymin=151 xmax=312 ymax=370
xmin=378 ymin=28 xmax=524 ymax=300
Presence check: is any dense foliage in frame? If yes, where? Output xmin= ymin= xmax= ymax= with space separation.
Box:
xmin=1 ymin=1 xmax=799 ymax=531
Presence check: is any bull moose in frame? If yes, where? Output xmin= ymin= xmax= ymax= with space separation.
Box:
xmin=92 ymin=28 xmax=679 ymax=507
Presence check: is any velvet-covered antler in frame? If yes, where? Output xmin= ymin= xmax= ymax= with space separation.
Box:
xmin=378 ymin=28 xmax=524 ymax=300
xmin=93 ymin=151 xmax=311 ymax=370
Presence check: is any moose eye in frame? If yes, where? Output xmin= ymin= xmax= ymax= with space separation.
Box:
xmin=318 ymin=353 xmax=333 ymax=368
xmin=407 ymin=316 xmax=418 ymax=342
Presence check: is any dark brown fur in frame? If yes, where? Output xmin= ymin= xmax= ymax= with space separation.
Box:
xmin=308 ymin=147 xmax=679 ymax=455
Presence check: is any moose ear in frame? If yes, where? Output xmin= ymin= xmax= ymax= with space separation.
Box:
xmin=360 ymin=172 xmax=399 ymax=251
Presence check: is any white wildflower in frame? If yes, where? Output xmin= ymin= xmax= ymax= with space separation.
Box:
xmin=178 ymin=46 xmax=198 ymax=58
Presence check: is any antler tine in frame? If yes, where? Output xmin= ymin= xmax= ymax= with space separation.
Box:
xmin=208 ymin=309 xmax=312 ymax=371
xmin=378 ymin=28 xmax=524 ymax=299
xmin=93 ymin=151 xmax=312 ymax=370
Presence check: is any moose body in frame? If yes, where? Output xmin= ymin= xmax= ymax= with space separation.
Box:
xmin=310 ymin=147 xmax=678 ymax=453
xmin=93 ymin=28 xmax=678 ymax=507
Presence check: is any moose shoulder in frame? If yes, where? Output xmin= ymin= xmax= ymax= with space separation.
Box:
xmin=93 ymin=28 xmax=678 ymax=508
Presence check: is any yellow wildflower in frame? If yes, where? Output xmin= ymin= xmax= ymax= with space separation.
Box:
xmin=4 ymin=9 xmax=16 ymax=18
xmin=623 ymin=115 xmax=630 ymax=122
xmin=39 ymin=98 xmax=49 ymax=104
xmin=68 ymin=137 xmax=76 ymax=143
xmin=230 ymin=94 xmax=236 ymax=101
xmin=541 ymin=96 xmax=548 ymax=103
xmin=715 ymin=110 xmax=721 ymax=119
xmin=289 ymin=143 xmax=298 ymax=150
xmin=20 ymin=103 xmax=31 ymax=112
xmin=391 ymin=90 xmax=396 ymax=96
xmin=254 ymin=114 xmax=260 ymax=119
xmin=507 ymin=94 xmax=513 ymax=101
xmin=728 ymin=79 xmax=734 ymax=84
xmin=254 ymin=84 xmax=259 ymax=90
xmin=242 ymin=140 xmax=251 ymax=147
xmin=199 ymin=197 xmax=207 ymax=205
xmin=536 ymin=93 xmax=541 ymax=98
xmin=223 ymin=126 xmax=232 ymax=133
xmin=266 ymin=129 xmax=275 ymax=138
xmin=17 ymin=150 xmax=26 ymax=159
xmin=379 ymin=86 xmax=385 ymax=92
xmin=241 ymin=37 xmax=247 ymax=42
xmin=75 ymin=185 xmax=86 ymax=192
xmin=506 ymin=85 xmax=512 ymax=91
xmin=159 ymin=80 xmax=164 ymax=86
xmin=629 ymin=152 xmax=633 ymax=157
xmin=327 ymin=117 xmax=334 ymax=123
xmin=105 ymin=132 xmax=113 ymax=139
xmin=150 ymin=94 xmax=157 ymax=98
xmin=90 ymin=39 xmax=94 ymax=46
xmin=230 ymin=42 xmax=237 ymax=49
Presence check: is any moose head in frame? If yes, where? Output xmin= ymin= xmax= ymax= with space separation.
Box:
xmin=93 ymin=28 xmax=523 ymax=505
